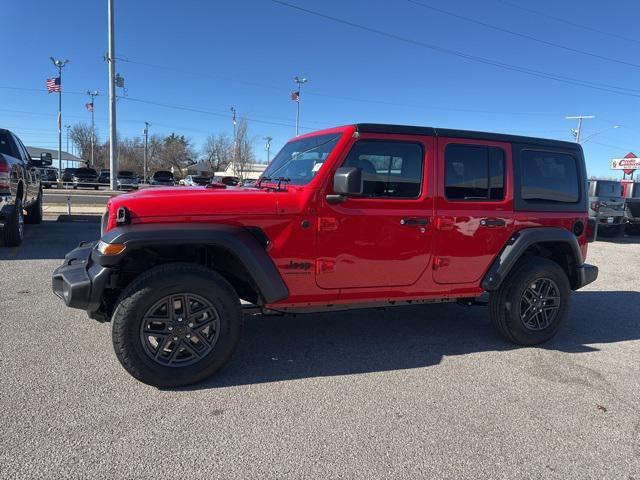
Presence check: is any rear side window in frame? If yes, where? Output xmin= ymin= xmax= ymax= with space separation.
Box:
xmin=521 ymin=150 xmax=579 ymax=203
xmin=444 ymin=144 xmax=505 ymax=200
xmin=0 ymin=131 xmax=19 ymax=158
xmin=343 ymin=140 xmax=423 ymax=198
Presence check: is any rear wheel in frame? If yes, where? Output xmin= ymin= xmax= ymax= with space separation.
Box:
xmin=1 ymin=198 xmax=24 ymax=247
xmin=489 ymin=257 xmax=570 ymax=345
xmin=24 ymin=189 xmax=43 ymax=224
xmin=624 ymin=224 xmax=640 ymax=236
xmin=111 ymin=263 xmax=242 ymax=388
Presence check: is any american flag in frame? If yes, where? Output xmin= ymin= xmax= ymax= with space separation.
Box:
xmin=291 ymin=90 xmax=300 ymax=102
xmin=85 ymin=102 xmax=94 ymax=112
xmin=46 ymin=77 xmax=61 ymax=93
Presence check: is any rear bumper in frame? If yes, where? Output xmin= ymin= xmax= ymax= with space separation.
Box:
xmin=575 ymin=263 xmax=598 ymax=290
xmin=52 ymin=242 xmax=111 ymax=321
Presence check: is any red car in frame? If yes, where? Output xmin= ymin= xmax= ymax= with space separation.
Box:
xmin=53 ymin=124 xmax=598 ymax=387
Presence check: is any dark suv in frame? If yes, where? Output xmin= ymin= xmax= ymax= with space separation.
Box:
xmin=72 ymin=168 xmax=99 ymax=190
xmin=53 ymin=124 xmax=598 ymax=387
xmin=150 ymin=170 xmax=175 ymax=186
xmin=588 ymin=179 xmax=625 ymax=237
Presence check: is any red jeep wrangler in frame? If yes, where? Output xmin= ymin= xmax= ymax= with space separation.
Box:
xmin=53 ymin=124 xmax=598 ymax=387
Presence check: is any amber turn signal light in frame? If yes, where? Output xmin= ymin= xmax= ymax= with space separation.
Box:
xmin=96 ymin=240 xmax=125 ymax=256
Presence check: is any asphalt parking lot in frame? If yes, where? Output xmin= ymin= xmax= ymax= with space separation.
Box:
xmin=1 ymin=218 xmax=639 ymax=479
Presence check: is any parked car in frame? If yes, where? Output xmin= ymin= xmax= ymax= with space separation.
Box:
xmin=1 ymin=128 xmax=45 ymax=246
xmin=62 ymin=168 xmax=78 ymax=186
xmin=150 ymin=170 xmax=175 ymax=186
xmin=183 ymin=175 xmax=210 ymax=186
xmin=588 ymin=179 xmax=625 ymax=237
xmin=72 ymin=168 xmax=99 ymax=190
xmin=98 ymin=169 xmax=110 ymax=186
xmin=212 ymin=175 xmax=240 ymax=186
xmin=38 ymin=167 xmax=59 ymax=188
xmin=53 ymin=123 xmax=598 ymax=387
xmin=622 ymin=181 xmax=640 ymax=235
xmin=116 ymin=171 xmax=139 ymax=191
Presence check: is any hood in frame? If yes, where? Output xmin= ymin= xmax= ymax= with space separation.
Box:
xmin=107 ymin=185 xmax=303 ymax=221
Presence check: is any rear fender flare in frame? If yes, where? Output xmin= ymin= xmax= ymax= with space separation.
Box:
xmin=482 ymin=227 xmax=583 ymax=291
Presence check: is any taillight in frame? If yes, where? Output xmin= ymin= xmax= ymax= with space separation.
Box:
xmin=0 ymin=160 xmax=10 ymax=192
xmin=590 ymin=201 xmax=601 ymax=211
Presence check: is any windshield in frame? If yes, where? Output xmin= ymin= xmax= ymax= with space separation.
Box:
xmin=76 ymin=168 xmax=97 ymax=175
xmin=119 ymin=171 xmax=135 ymax=177
xmin=261 ymin=133 xmax=342 ymax=185
xmin=154 ymin=171 xmax=173 ymax=179
xmin=595 ymin=181 xmax=621 ymax=197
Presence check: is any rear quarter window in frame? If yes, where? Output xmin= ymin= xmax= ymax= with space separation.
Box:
xmin=520 ymin=150 xmax=579 ymax=204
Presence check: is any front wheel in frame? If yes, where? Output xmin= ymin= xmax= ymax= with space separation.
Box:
xmin=111 ymin=263 xmax=242 ymax=388
xmin=1 ymin=198 xmax=24 ymax=247
xmin=489 ymin=257 xmax=570 ymax=345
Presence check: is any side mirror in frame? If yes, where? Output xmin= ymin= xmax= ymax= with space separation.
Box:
xmin=40 ymin=152 xmax=53 ymax=166
xmin=327 ymin=167 xmax=363 ymax=204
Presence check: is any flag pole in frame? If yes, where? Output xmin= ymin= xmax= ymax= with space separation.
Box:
xmin=50 ymin=57 xmax=68 ymax=187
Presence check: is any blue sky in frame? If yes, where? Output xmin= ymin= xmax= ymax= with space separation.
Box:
xmin=1 ymin=0 xmax=639 ymax=176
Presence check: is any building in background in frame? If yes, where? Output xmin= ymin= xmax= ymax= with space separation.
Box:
xmin=26 ymin=146 xmax=83 ymax=170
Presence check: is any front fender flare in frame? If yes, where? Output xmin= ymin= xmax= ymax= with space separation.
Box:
xmin=96 ymin=223 xmax=288 ymax=303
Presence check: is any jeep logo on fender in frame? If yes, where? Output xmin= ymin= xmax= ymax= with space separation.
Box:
xmin=282 ymin=260 xmax=312 ymax=272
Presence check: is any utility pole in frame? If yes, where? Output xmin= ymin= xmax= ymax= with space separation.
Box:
xmin=293 ymin=76 xmax=307 ymax=136
xmin=566 ymin=115 xmax=595 ymax=143
xmin=230 ymin=106 xmax=237 ymax=173
xmin=264 ymin=136 xmax=272 ymax=163
xmin=87 ymin=90 xmax=99 ymax=167
xmin=50 ymin=57 xmax=68 ymax=186
xmin=107 ymin=0 xmax=118 ymax=190
xmin=143 ymin=122 xmax=150 ymax=184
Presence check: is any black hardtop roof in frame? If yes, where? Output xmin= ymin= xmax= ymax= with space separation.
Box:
xmin=356 ymin=123 xmax=581 ymax=151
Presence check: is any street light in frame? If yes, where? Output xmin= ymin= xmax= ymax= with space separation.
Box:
xmin=293 ymin=76 xmax=308 ymax=136
xmin=581 ymin=125 xmax=620 ymax=144
xmin=50 ymin=57 xmax=69 ymax=185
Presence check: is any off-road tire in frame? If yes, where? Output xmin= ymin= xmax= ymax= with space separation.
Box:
xmin=489 ymin=257 xmax=570 ymax=345
xmin=1 ymin=198 xmax=24 ymax=247
xmin=624 ymin=224 xmax=640 ymax=236
xmin=24 ymin=189 xmax=43 ymax=224
xmin=111 ymin=263 xmax=242 ymax=388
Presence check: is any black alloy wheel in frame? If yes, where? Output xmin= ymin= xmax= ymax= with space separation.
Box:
xmin=140 ymin=293 xmax=220 ymax=367
xmin=519 ymin=278 xmax=560 ymax=331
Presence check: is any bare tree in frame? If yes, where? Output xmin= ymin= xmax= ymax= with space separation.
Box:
xmin=233 ymin=118 xmax=256 ymax=181
xmin=69 ymin=123 xmax=94 ymax=161
xmin=202 ymin=133 xmax=233 ymax=173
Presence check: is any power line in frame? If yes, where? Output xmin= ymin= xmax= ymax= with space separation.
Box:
xmin=271 ymin=0 xmax=640 ymax=98
xmin=117 ymin=95 xmax=321 ymax=131
xmin=497 ymin=0 xmax=640 ymax=45
xmin=408 ymin=0 xmax=640 ymax=69
xmin=116 ymin=55 xmax=570 ymax=117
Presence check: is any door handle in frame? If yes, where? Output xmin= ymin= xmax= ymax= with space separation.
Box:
xmin=480 ymin=218 xmax=506 ymax=227
xmin=400 ymin=217 xmax=428 ymax=226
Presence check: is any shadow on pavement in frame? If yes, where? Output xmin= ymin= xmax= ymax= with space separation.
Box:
xmin=184 ymin=290 xmax=640 ymax=390
xmin=0 ymin=218 xmax=100 ymax=260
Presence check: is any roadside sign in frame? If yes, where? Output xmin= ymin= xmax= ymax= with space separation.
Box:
xmin=611 ymin=152 xmax=640 ymax=172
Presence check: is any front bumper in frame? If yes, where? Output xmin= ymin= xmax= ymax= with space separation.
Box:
xmin=575 ymin=263 xmax=598 ymax=290
xmin=52 ymin=242 xmax=111 ymax=321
